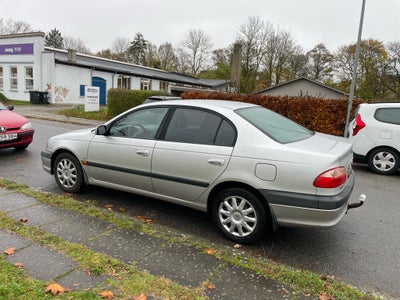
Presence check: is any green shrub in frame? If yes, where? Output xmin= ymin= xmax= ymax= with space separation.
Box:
xmin=181 ymin=91 xmax=365 ymax=136
xmin=107 ymin=89 xmax=168 ymax=118
xmin=0 ymin=92 xmax=8 ymax=102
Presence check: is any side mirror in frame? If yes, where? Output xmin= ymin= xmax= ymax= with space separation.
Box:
xmin=96 ymin=125 xmax=107 ymax=135
xmin=8 ymin=105 xmax=14 ymax=111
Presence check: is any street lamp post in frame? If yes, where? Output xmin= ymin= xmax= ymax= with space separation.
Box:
xmin=344 ymin=0 xmax=367 ymax=137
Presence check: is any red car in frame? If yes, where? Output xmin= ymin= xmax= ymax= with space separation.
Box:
xmin=0 ymin=102 xmax=34 ymax=150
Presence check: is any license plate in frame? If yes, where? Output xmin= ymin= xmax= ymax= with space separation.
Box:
xmin=0 ymin=133 xmax=17 ymax=141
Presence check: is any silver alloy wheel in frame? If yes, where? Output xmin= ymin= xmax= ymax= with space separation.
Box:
xmin=218 ymin=195 xmax=257 ymax=238
xmin=56 ymin=158 xmax=78 ymax=189
xmin=372 ymin=151 xmax=396 ymax=172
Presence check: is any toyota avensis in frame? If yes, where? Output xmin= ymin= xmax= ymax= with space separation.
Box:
xmin=41 ymin=99 xmax=362 ymax=243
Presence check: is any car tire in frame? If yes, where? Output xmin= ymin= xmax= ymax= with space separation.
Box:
xmin=53 ymin=152 xmax=85 ymax=193
xmin=212 ymin=188 xmax=268 ymax=244
xmin=368 ymin=147 xmax=400 ymax=175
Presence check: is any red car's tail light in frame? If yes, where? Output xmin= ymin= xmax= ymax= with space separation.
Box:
xmin=352 ymin=114 xmax=366 ymax=136
xmin=313 ymin=167 xmax=347 ymax=188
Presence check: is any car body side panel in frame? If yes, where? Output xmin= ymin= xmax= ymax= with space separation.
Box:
xmin=152 ymin=141 xmax=233 ymax=201
xmin=86 ymin=135 xmax=155 ymax=191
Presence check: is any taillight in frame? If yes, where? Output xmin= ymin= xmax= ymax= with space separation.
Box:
xmin=352 ymin=114 xmax=365 ymax=136
xmin=313 ymin=167 xmax=347 ymax=188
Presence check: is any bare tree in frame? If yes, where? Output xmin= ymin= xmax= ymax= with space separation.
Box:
xmin=182 ymin=28 xmax=213 ymax=75
xmin=0 ymin=18 xmax=33 ymax=34
xmin=63 ymin=35 xmax=91 ymax=54
xmin=175 ymin=47 xmax=191 ymax=74
xmin=236 ymin=16 xmax=272 ymax=92
xmin=306 ymin=43 xmax=334 ymax=81
xmin=386 ymin=41 xmax=400 ymax=99
xmin=262 ymin=28 xmax=298 ymax=86
xmin=111 ymin=37 xmax=130 ymax=62
xmin=158 ymin=42 xmax=179 ymax=71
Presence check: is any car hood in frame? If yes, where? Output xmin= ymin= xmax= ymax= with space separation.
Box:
xmin=51 ymin=127 xmax=97 ymax=141
xmin=0 ymin=109 xmax=29 ymax=127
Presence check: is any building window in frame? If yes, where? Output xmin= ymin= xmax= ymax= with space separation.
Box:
xmin=0 ymin=67 xmax=3 ymax=90
xmin=117 ymin=75 xmax=130 ymax=90
xmin=25 ymin=66 xmax=34 ymax=91
xmin=159 ymin=81 xmax=168 ymax=91
xmin=10 ymin=66 xmax=18 ymax=90
xmin=140 ymin=78 xmax=151 ymax=90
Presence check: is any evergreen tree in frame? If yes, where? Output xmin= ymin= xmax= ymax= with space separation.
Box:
xmin=45 ymin=28 xmax=64 ymax=49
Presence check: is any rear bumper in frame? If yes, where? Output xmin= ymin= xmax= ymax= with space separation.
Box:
xmin=260 ymin=173 xmax=355 ymax=228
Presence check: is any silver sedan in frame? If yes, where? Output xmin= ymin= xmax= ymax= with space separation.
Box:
xmin=41 ymin=100 xmax=362 ymax=243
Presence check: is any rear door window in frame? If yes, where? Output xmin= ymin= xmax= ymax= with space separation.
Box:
xmin=374 ymin=108 xmax=400 ymax=125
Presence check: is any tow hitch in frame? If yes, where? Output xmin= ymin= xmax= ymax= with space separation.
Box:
xmin=348 ymin=194 xmax=366 ymax=210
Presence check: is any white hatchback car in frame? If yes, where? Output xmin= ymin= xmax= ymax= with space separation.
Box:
xmin=349 ymin=102 xmax=400 ymax=175
xmin=42 ymin=100 xmax=362 ymax=243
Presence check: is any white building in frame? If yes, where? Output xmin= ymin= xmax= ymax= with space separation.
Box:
xmin=0 ymin=32 xmax=228 ymax=105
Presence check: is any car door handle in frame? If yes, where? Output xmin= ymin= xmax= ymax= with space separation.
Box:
xmin=136 ymin=150 xmax=150 ymax=156
xmin=208 ymin=158 xmax=225 ymax=166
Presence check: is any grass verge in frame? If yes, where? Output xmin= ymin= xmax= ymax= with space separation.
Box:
xmin=0 ymin=178 xmax=384 ymax=299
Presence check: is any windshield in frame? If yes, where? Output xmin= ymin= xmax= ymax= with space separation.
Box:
xmin=0 ymin=102 xmax=6 ymax=110
xmin=236 ymin=106 xmax=314 ymax=143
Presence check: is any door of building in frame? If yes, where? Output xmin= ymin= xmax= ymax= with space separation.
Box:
xmin=92 ymin=77 xmax=106 ymax=105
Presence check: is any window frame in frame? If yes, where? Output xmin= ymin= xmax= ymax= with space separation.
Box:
xmin=10 ymin=66 xmax=18 ymax=91
xmin=24 ymin=66 xmax=34 ymax=91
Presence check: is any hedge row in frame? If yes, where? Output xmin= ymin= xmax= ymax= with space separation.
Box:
xmin=107 ymin=89 xmax=168 ymax=118
xmin=181 ymin=91 xmax=365 ymax=136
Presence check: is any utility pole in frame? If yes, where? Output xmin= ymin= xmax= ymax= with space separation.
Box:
xmin=344 ymin=0 xmax=366 ymax=137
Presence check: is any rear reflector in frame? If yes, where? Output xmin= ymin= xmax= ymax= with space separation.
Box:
xmin=313 ymin=167 xmax=347 ymax=188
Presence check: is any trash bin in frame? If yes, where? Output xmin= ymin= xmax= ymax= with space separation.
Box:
xmin=29 ymin=91 xmax=49 ymax=104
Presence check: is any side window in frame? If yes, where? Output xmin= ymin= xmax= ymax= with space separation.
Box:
xmin=109 ymin=107 xmax=168 ymax=139
xmin=375 ymin=108 xmax=400 ymax=125
xmin=164 ymin=108 xmax=236 ymax=146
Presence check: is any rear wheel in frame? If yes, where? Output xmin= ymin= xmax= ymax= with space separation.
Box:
xmin=212 ymin=188 xmax=268 ymax=244
xmin=368 ymin=147 xmax=400 ymax=175
xmin=53 ymin=152 xmax=85 ymax=193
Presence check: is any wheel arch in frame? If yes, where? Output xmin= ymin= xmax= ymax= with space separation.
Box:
xmin=50 ymin=149 xmax=89 ymax=185
xmin=206 ymin=181 xmax=276 ymax=227
xmin=366 ymin=145 xmax=400 ymax=161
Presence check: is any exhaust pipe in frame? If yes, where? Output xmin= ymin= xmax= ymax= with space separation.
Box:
xmin=348 ymin=194 xmax=366 ymax=210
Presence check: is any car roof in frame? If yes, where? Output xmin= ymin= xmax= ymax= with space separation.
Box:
xmin=359 ymin=102 xmax=400 ymax=108
xmin=142 ymin=99 xmax=258 ymax=111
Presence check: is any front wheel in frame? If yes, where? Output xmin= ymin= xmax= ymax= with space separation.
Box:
xmin=53 ymin=152 xmax=85 ymax=193
xmin=212 ymin=188 xmax=268 ymax=244
xmin=368 ymin=147 xmax=400 ymax=175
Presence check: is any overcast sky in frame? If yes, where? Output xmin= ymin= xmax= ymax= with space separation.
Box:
xmin=3 ymin=0 xmax=399 ymax=53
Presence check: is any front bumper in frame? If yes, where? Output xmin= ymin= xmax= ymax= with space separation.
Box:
xmin=41 ymin=149 xmax=53 ymax=174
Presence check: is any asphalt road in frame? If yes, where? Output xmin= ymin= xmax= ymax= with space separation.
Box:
xmin=1 ymin=118 xmax=399 ymax=299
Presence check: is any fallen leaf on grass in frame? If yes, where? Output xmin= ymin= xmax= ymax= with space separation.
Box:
xmin=45 ymin=283 xmax=66 ymax=295
xmin=206 ymin=248 xmax=216 ymax=255
xmin=14 ymin=262 xmax=24 ymax=268
xmin=207 ymin=283 xmax=216 ymax=290
xmin=133 ymin=293 xmax=147 ymax=300
xmin=4 ymin=247 xmax=15 ymax=255
xmin=118 ymin=207 xmax=126 ymax=212
xmin=233 ymin=244 xmax=242 ymax=249
xmin=99 ymin=290 xmax=114 ymax=299
xmin=20 ymin=218 xmax=28 ymax=223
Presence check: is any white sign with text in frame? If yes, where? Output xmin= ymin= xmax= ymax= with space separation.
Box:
xmin=84 ymin=86 xmax=100 ymax=112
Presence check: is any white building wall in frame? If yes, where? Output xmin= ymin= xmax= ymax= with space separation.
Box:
xmin=0 ymin=33 xmax=45 ymax=101
xmin=53 ymin=64 xmax=91 ymax=104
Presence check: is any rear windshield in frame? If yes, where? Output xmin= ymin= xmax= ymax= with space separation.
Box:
xmin=236 ymin=106 xmax=314 ymax=143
